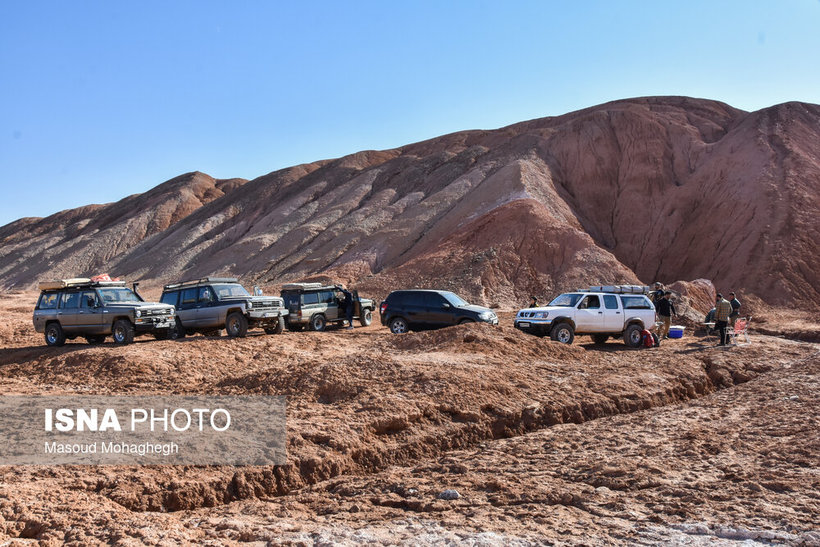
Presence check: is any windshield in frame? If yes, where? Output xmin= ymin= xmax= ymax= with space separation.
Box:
xmin=98 ymin=288 xmax=142 ymax=303
xmin=548 ymin=293 xmax=583 ymax=307
xmin=212 ymin=284 xmax=251 ymax=299
xmin=441 ymin=291 xmax=469 ymax=307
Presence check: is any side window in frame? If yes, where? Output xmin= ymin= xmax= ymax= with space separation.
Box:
xmin=578 ymin=295 xmax=600 ymax=309
xmin=603 ymin=295 xmax=619 ymax=310
xmin=622 ymin=296 xmax=651 ymax=310
xmin=37 ymin=293 xmax=59 ymax=310
xmin=319 ymin=290 xmax=335 ymax=304
xmin=423 ymin=292 xmax=446 ymax=308
xmin=180 ymin=288 xmax=198 ymax=310
xmin=80 ymin=291 xmax=98 ymax=309
xmin=160 ymin=291 xmax=178 ymax=307
xmin=61 ymin=291 xmax=80 ymax=309
xmin=199 ymin=287 xmax=213 ymax=303
xmin=388 ymin=292 xmax=406 ymax=306
xmin=302 ymin=292 xmax=319 ymax=305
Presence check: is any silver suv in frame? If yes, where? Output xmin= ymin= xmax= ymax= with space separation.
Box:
xmin=33 ymin=278 xmax=175 ymax=346
xmin=280 ymin=283 xmax=375 ymax=331
xmin=160 ymin=277 xmax=287 ymax=338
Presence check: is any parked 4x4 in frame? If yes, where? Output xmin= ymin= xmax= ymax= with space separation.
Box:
xmin=380 ymin=289 xmax=498 ymax=334
xmin=280 ymin=283 xmax=375 ymax=331
xmin=161 ymin=277 xmax=287 ymax=338
xmin=514 ymin=285 xmax=655 ymax=347
xmin=33 ymin=278 xmax=175 ymax=346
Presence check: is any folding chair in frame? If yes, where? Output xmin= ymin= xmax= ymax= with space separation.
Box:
xmin=726 ymin=316 xmax=751 ymax=346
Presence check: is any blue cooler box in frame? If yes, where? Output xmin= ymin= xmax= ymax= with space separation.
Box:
xmin=668 ymin=326 xmax=685 ymax=338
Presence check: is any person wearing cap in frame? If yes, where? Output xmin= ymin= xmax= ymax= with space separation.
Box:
xmin=651 ymin=282 xmax=665 ymax=305
xmin=714 ymin=293 xmax=733 ymax=346
xmin=656 ymin=291 xmax=677 ymax=339
xmin=728 ymin=292 xmax=741 ymax=327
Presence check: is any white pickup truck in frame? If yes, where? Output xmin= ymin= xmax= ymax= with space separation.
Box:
xmin=514 ymin=286 xmax=656 ymax=347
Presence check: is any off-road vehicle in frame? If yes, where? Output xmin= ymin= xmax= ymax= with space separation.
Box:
xmin=379 ymin=289 xmax=499 ymax=334
xmin=280 ymin=283 xmax=375 ymax=332
xmin=33 ymin=278 xmax=176 ymax=346
xmin=160 ymin=277 xmax=287 ymax=338
xmin=514 ymin=285 xmax=656 ymax=347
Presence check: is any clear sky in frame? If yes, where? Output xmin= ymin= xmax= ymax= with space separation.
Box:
xmin=1 ymin=1 xmax=818 ymax=227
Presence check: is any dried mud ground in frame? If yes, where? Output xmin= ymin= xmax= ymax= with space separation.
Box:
xmin=0 ymin=291 xmax=817 ymax=546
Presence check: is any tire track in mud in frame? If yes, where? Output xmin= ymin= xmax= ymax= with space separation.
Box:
xmin=87 ymin=332 xmax=817 ymax=513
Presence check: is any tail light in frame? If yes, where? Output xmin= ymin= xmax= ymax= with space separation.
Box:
xmin=380 ymin=302 xmax=387 ymax=315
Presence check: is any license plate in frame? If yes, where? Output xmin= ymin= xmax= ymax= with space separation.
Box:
xmin=264 ymin=312 xmax=275 ymax=318
xmin=519 ymin=322 xmax=531 ymax=328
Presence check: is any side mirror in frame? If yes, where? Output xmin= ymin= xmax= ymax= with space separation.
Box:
xmin=442 ymin=303 xmax=451 ymax=309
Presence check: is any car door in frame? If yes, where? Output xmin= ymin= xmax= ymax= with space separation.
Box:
xmin=78 ymin=290 xmax=105 ymax=332
xmin=423 ymin=292 xmax=454 ymax=327
xmin=197 ymin=286 xmax=220 ymax=327
xmin=176 ymin=288 xmax=199 ymax=327
xmin=602 ymin=294 xmax=624 ymax=331
xmin=58 ymin=290 xmax=82 ymax=332
xmin=574 ymin=295 xmax=605 ymax=333
xmin=322 ymin=290 xmax=339 ymax=320
xmin=402 ymin=293 xmax=428 ymax=328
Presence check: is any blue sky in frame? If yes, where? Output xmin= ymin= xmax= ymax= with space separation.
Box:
xmin=1 ymin=1 xmax=819 ymax=227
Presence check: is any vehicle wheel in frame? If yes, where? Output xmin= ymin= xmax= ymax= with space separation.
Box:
xmin=86 ymin=335 xmax=106 ymax=344
xmin=389 ymin=317 xmax=409 ymax=334
xmin=265 ymin=316 xmax=286 ymax=335
xmin=310 ymin=314 xmax=327 ymax=332
xmin=226 ymin=312 xmax=249 ymax=338
xmin=623 ymin=324 xmax=643 ymax=348
xmin=45 ymin=323 xmax=66 ymax=347
xmin=458 ymin=318 xmax=475 ymax=325
xmin=550 ymin=322 xmax=575 ymax=344
xmin=172 ymin=318 xmax=186 ymax=339
xmin=112 ymin=319 xmax=135 ymax=345
xmin=359 ymin=309 xmax=373 ymax=327
xmin=592 ymin=334 xmax=609 ymax=345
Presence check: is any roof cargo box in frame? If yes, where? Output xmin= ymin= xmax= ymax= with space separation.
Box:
xmin=588 ymin=285 xmax=649 ymax=294
xmin=281 ymin=282 xmax=324 ymax=291
xmin=38 ymin=278 xmax=92 ymax=291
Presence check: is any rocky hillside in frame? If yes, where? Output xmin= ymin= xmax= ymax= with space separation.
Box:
xmin=1 ymin=97 xmax=818 ymax=308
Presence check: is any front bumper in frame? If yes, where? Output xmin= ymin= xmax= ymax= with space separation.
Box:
xmin=514 ymin=318 xmax=552 ymax=335
xmin=248 ymin=309 xmax=284 ymax=320
xmin=135 ymin=316 xmax=175 ymax=332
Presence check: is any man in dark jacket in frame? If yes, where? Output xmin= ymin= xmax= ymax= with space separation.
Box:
xmin=651 ymin=282 xmax=665 ymax=305
xmin=656 ymin=291 xmax=677 ymax=339
xmin=729 ymin=292 xmax=741 ymax=327
xmin=340 ymin=286 xmax=354 ymax=329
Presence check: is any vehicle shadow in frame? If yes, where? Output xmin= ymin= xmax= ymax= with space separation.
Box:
xmin=0 ymin=338 xmax=160 ymax=365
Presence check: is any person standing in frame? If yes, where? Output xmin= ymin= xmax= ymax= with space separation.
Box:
xmin=729 ymin=292 xmax=741 ymax=327
xmin=340 ymin=286 xmax=354 ymax=329
xmin=714 ymin=293 xmax=733 ymax=346
xmin=651 ymin=282 xmax=665 ymax=305
xmin=656 ymin=291 xmax=677 ymax=339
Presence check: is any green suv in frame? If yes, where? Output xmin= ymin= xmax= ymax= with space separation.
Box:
xmin=33 ymin=278 xmax=175 ymax=346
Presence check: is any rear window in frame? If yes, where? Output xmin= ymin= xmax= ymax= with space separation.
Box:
xmin=622 ymin=296 xmax=652 ymax=309
xmin=160 ymin=291 xmax=178 ymax=307
xmin=37 ymin=292 xmax=59 ymax=310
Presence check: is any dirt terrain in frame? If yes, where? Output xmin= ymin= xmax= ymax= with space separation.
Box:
xmin=0 ymin=292 xmax=817 ymax=545
xmin=1 ymin=97 xmax=818 ymax=309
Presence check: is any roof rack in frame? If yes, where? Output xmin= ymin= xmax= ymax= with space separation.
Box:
xmin=163 ymin=277 xmax=239 ymax=290
xmin=38 ymin=278 xmax=127 ymax=291
xmin=281 ymin=282 xmax=326 ymax=291
xmin=578 ymin=285 xmax=650 ymax=295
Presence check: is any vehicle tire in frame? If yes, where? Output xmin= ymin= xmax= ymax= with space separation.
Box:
xmin=389 ymin=317 xmax=409 ymax=334
xmin=592 ymin=334 xmax=609 ymax=345
xmin=86 ymin=335 xmax=106 ymax=344
xmin=265 ymin=316 xmax=285 ymax=335
xmin=458 ymin=318 xmax=475 ymax=325
xmin=45 ymin=322 xmax=66 ymax=347
xmin=226 ymin=312 xmax=249 ymax=338
xmin=623 ymin=324 xmax=643 ymax=348
xmin=360 ymin=309 xmax=373 ymax=327
xmin=112 ymin=319 xmax=135 ymax=345
xmin=310 ymin=314 xmax=327 ymax=332
xmin=173 ymin=318 xmax=186 ymax=339
xmin=550 ymin=322 xmax=575 ymax=344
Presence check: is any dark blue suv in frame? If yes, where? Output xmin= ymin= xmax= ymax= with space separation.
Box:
xmin=379 ymin=289 xmax=498 ymax=334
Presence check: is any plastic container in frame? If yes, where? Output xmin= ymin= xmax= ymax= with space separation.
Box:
xmin=668 ymin=326 xmax=685 ymax=338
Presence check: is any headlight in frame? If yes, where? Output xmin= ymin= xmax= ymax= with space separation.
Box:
xmin=534 ymin=311 xmax=549 ymax=319
xmin=246 ymin=301 xmax=253 ymax=309
xmin=479 ymin=311 xmax=492 ymax=320
xmin=135 ymin=310 xmax=141 ymax=318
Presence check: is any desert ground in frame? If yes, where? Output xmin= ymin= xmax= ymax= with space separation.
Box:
xmin=0 ymin=290 xmax=817 ymax=546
